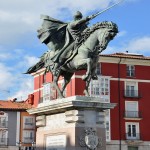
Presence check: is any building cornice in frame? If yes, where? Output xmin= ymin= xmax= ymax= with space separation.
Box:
xmin=99 ymin=55 xmax=150 ymax=66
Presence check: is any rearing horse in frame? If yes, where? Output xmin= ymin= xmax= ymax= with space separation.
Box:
xmin=42 ymin=21 xmax=118 ymax=98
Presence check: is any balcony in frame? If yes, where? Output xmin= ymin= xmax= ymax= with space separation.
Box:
xmin=123 ymin=90 xmax=141 ymax=98
xmin=24 ymin=122 xmax=35 ymax=129
xmin=0 ymin=138 xmax=8 ymax=146
xmin=124 ymin=111 xmax=142 ymax=119
xmin=0 ymin=121 xmax=8 ymax=128
xmin=125 ymin=133 xmax=141 ymax=141
xmin=23 ymin=137 xmax=34 ymax=144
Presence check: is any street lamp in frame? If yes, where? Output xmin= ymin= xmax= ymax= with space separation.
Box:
xmin=32 ymin=141 xmax=36 ymax=150
xmin=16 ymin=141 xmax=22 ymax=150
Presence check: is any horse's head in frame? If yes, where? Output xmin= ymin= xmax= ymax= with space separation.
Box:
xmin=96 ymin=21 xmax=118 ymax=52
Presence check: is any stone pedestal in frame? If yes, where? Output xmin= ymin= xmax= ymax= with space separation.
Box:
xmin=28 ymin=96 xmax=116 ymax=150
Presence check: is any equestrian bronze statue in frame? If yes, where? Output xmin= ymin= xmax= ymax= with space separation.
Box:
xmin=26 ymin=8 xmax=119 ymax=98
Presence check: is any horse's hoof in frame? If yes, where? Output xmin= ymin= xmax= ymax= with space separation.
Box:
xmin=82 ymin=75 xmax=88 ymax=81
xmin=92 ymin=75 xmax=98 ymax=80
xmin=83 ymin=90 xmax=90 ymax=97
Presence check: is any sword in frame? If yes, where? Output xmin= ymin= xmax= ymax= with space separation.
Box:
xmin=89 ymin=0 xmax=124 ymax=20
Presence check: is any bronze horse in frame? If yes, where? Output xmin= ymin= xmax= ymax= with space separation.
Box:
xmin=42 ymin=21 xmax=118 ymax=98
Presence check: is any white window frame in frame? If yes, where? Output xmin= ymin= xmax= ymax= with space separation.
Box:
xmin=0 ymin=130 xmax=8 ymax=145
xmin=89 ymin=76 xmax=110 ymax=103
xmin=125 ymin=122 xmax=140 ymax=140
xmin=23 ymin=130 xmax=34 ymax=144
xmin=23 ymin=116 xmax=35 ymax=129
xmin=125 ymin=81 xmax=138 ymax=97
xmin=126 ymin=65 xmax=135 ymax=77
xmin=125 ymin=101 xmax=139 ymax=118
xmin=0 ymin=112 xmax=8 ymax=128
xmin=43 ymin=82 xmax=51 ymax=102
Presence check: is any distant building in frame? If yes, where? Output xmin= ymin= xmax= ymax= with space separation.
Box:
xmin=0 ymin=96 xmax=35 ymax=150
xmin=29 ymin=53 xmax=150 ymax=150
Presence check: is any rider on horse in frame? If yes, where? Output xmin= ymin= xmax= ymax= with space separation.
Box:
xmin=51 ymin=11 xmax=94 ymax=74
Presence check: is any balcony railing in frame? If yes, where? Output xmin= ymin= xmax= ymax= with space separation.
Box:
xmin=24 ymin=123 xmax=35 ymax=129
xmin=125 ymin=133 xmax=141 ymax=140
xmin=0 ymin=138 xmax=8 ymax=146
xmin=123 ymin=90 xmax=141 ymax=98
xmin=0 ymin=121 xmax=8 ymax=128
xmin=23 ymin=137 xmax=34 ymax=144
xmin=124 ymin=111 xmax=142 ymax=119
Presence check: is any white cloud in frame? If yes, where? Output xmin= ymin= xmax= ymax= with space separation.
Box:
xmin=117 ymin=30 xmax=127 ymax=37
xmin=24 ymin=56 xmax=39 ymax=67
xmin=0 ymin=61 xmax=34 ymax=101
xmin=0 ymin=53 xmax=12 ymax=60
xmin=126 ymin=37 xmax=150 ymax=53
xmin=0 ymin=63 xmax=15 ymax=91
xmin=14 ymin=55 xmax=39 ymax=71
xmin=0 ymin=0 xmax=121 ymax=45
xmin=104 ymin=36 xmax=150 ymax=56
xmin=0 ymin=52 xmax=38 ymax=100
xmin=8 ymin=77 xmax=34 ymax=101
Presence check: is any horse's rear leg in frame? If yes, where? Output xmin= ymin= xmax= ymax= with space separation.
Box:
xmin=61 ymin=73 xmax=73 ymax=95
xmin=83 ymin=75 xmax=92 ymax=96
xmin=81 ymin=58 xmax=92 ymax=81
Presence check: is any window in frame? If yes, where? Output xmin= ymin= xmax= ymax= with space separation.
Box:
xmin=0 ymin=112 xmax=8 ymax=128
xmin=96 ymin=63 xmax=101 ymax=75
xmin=24 ymin=117 xmax=35 ymax=129
xmin=125 ymin=81 xmax=138 ymax=97
xmin=23 ymin=131 xmax=34 ymax=144
xmin=0 ymin=130 xmax=8 ymax=145
xmin=42 ymin=82 xmax=56 ymax=102
xmin=89 ymin=76 xmax=110 ymax=102
xmin=43 ymin=82 xmax=51 ymax=102
xmin=0 ymin=117 xmax=7 ymax=128
xmin=127 ymin=65 xmax=135 ymax=77
xmin=126 ymin=122 xmax=140 ymax=140
xmin=125 ymin=101 xmax=139 ymax=118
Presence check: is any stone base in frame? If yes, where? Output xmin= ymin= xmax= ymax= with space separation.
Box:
xmin=28 ymin=96 xmax=116 ymax=150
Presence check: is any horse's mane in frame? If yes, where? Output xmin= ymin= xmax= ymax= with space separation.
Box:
xmin=82 ymin=21 xmax=118 ymax=41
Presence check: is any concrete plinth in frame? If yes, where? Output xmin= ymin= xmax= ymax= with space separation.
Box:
xmin=28 ymin=96 xmax=116 ymax=150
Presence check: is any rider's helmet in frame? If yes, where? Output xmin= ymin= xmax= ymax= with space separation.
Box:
xmin=74 ymin=11 xmax=83 ymax=20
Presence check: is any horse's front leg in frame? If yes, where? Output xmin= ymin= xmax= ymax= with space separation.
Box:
xmin=81 ymin=58 xmax=92 ymax=81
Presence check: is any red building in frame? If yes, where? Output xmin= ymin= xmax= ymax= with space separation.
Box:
xmin=30 ymin=52 xmax=150 ymax=150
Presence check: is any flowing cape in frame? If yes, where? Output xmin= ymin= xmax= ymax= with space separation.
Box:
xmin=26 ymin=15 xmax=73 ymax=74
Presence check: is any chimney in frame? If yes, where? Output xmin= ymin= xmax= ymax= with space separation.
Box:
xmin=27 ymin=94 xmax=34 ymax=105
xmin=12 ymin=98 xmax=17 ymax=102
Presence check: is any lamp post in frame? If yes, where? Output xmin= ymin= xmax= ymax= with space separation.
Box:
xmin=32 ymin=141 xmax=36 ymax=150
xmin=17 ymin=141 xmax=22 ymax=150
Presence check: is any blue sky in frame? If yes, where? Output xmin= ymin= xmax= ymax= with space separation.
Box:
xmin=0 ymin=0 xmax=150 ymax=100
